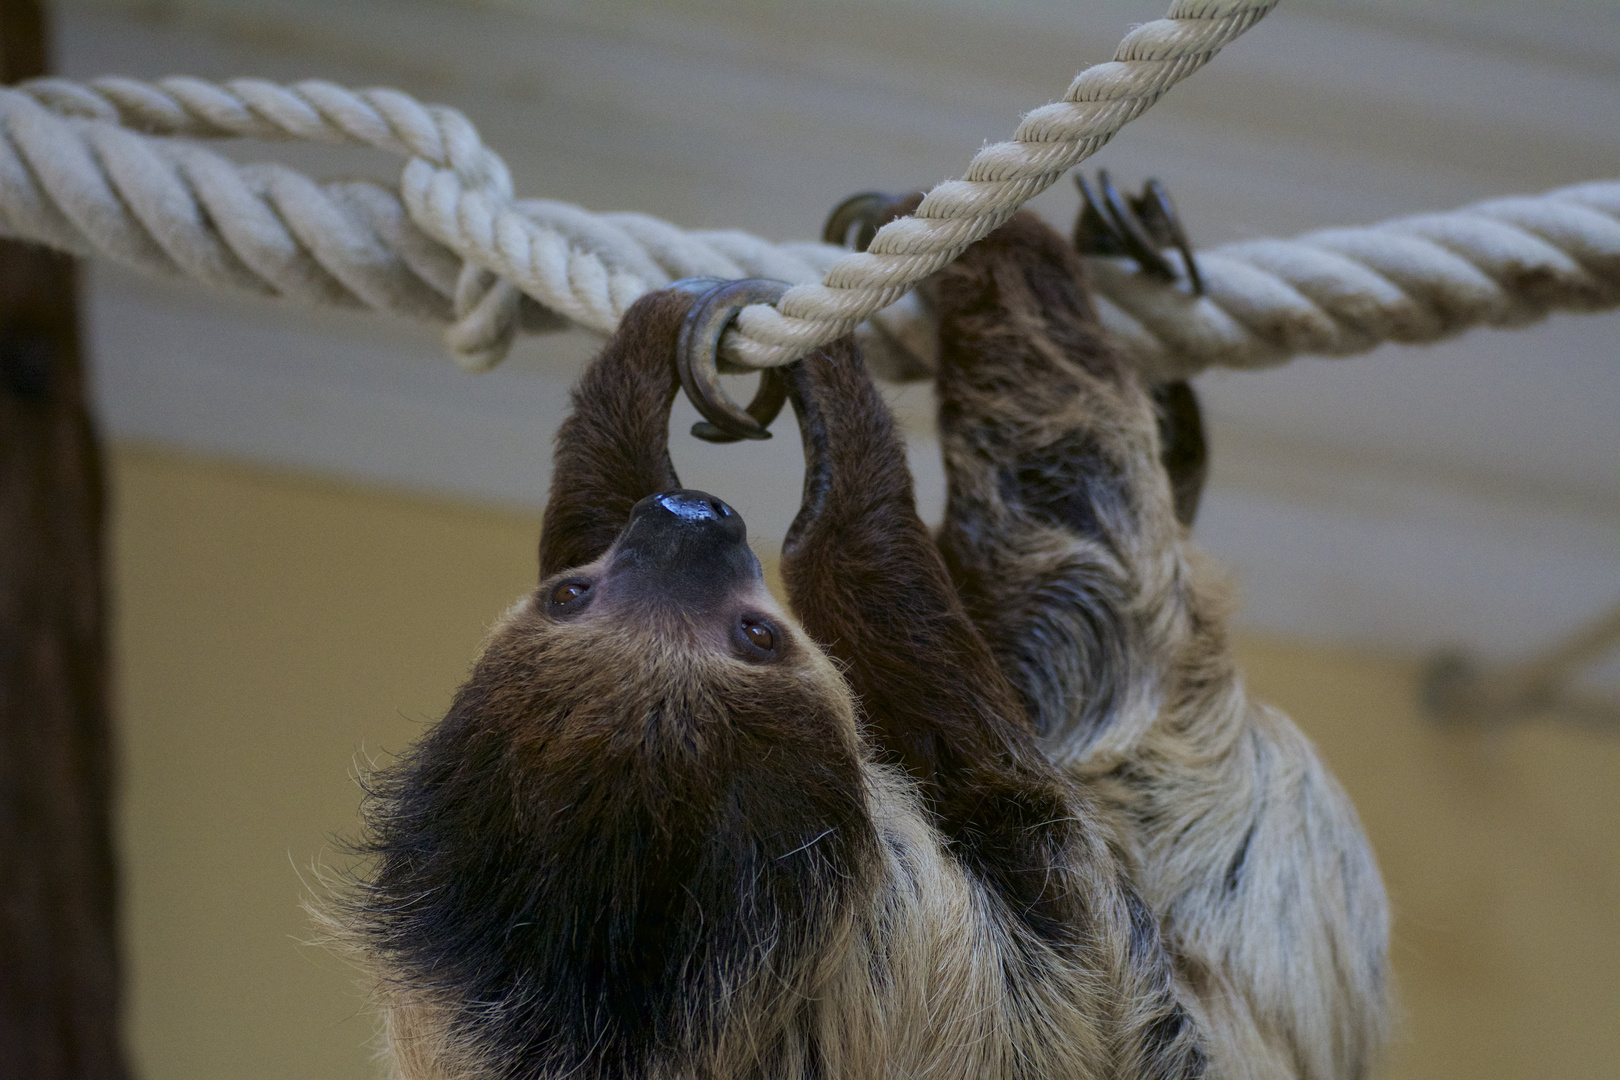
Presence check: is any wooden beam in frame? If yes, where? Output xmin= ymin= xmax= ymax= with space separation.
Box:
xmin=0 ymin=1 xmax=129 ymax=1076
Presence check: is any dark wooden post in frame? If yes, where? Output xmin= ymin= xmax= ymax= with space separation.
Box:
xmin=0 ymin=2 xmax=129 ymax=1077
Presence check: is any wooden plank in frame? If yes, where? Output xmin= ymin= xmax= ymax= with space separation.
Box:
xmin=0 ymin=1 xmax=128 ymax=1076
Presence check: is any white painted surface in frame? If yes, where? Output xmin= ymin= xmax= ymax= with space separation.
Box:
xmin=58 ymin=0 xmax=1620 ymax=666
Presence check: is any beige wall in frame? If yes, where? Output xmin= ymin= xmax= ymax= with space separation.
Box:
xmin=110 ymin=445 xmax=1618 ymax=1080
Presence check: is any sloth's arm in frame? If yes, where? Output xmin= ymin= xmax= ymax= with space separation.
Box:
xmin=779 ymin=339 xmax=1084 ymax=925
xmin=929 ymin=213 xmax=1183 ymax=755
xmin=780 ymin=339 xmax=1209 ymax=1076
xmin=537 ymin=290 xmax=690 ymax=577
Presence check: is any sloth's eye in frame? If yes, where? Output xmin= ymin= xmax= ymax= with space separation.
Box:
xmin=548 ymin=580 xmax=592 ymax=613
xmin=736 ymin=616 xmax=778 ymax=659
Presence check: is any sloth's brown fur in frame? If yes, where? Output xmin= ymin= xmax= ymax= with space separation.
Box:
xmin=334 ymin=214 xmax=1389 ymax=1080
xmin=927 ymin=216 xmax=1390 ymax=1079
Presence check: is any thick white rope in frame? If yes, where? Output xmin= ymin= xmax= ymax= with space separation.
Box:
xmin=0 ymin=76 xmax=848 ymax=370
xmin=720 ymin=0 xmax=1281 ymax=367
xmin=0 ymin=0 xmax=1280 ymax=371
xmin=0 ymin=47 xmax=1615 ymax=381
xmin=1093 ymin=179 xmax=1620 ymax=381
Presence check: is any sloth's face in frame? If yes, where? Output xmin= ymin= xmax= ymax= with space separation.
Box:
xmin=471 ymin=490 xmax=857 ymax=766
xmin=540 ymin=489 xmax=793 ymax=667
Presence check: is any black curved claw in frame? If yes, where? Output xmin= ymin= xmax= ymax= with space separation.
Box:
xmin=1074 ymin=173 xmax=1129 ymax=257
xmin=821 ymin=190 xmax=925 ymax=252
xmin=1073 ymin=171 xmax=1204 ymax=295
xmin=1099 ymin=170 xmax=1178 ymax=283
xmin=823 ymin=191 xmax=894 ymax=252
xmin=1133 ymin=179 xmax=1203 ymax=295
xmin=676 ymin=278 xmax=792 ymax=444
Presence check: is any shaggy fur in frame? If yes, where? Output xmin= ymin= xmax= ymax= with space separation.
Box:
xmin=927 ymin=214 xmax=1391 ymax=1079
xmin=336 ymin=216 xmax=1389 ymax=1080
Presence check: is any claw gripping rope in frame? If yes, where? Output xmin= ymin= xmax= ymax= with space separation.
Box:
xmin=0 ymin=0 xmax=1616 ymax=381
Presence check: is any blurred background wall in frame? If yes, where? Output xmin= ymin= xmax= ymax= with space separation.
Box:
xmin=40 ymin=0 xmax=1620 ymax=1077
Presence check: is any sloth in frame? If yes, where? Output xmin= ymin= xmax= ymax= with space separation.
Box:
xmin=336 ymin=212 xmax=1389 ymax=1080
xmin=927 ymin=216 xmax=1390 ymax=1080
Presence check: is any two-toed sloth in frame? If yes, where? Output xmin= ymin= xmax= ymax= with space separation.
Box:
xmin=337 ymin=213 xmax=1389 ymax=1079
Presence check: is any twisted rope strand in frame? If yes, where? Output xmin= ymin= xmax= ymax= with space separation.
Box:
xmin=728 ymin=0 xmax=1279 ymax=366
xmin=0 ymin=79 xmax=852 ymax=369
xmin=2 ymin=1 xmax=1283 ymax=367
xmin=0 ymin=65 xmax=1616 ymax=380
xmin=1091 ymin=180 xmax=1620 ymax=380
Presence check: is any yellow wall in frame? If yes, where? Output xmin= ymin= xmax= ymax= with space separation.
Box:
xmin=110 ymin=446 xmax=1618 ymax=1080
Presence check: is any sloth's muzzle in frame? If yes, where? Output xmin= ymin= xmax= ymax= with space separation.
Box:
xmin=607 ymin=490 xmax=760 ymax=602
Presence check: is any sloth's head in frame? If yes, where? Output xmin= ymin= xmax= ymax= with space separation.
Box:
xmin=535 ymin=489 xmax=801 ymax=689
xmin=476 ymin=488 xmax=857 ymax=765
xmin=408 ymin=487 xmax=863 ymax=837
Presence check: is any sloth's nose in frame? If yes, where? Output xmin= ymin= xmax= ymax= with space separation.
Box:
xmin=612 ymin=489 xmax=753 ymax=583
xmin=635 ymin=490 xmax=746 ymax=544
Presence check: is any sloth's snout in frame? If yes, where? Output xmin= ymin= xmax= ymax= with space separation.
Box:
xmin=632 ymin=490 xmax=746 ymax=545
xmin=608 ymin=490 xmax=758 ymax=598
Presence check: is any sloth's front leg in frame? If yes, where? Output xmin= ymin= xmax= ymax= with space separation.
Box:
xmin=778 ymin=339 xmax=1207 ymax=1080
xmin=538 ymin=289 xmax=690 ymax=576
xmin=779 ymin=336 xmax=1064 ymax=885
xmin=929 ymin=211 xmax=1188 ymax=766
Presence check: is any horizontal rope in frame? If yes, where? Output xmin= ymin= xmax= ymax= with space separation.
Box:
xmin=0 ymin=0 xmax=1278 ymax=371
xmin=0 ymin=78 xmax=850 ymax=371
xmin=0 ymin=65 xmax=1615 ymax=380
xmin=1090 ymin=179 xmax=1620 ymax=380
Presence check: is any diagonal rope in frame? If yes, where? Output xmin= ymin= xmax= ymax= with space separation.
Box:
xmin=0 ymin=0 xmax=1278 ymax=371
xmin=724 ymin=0 xmax=1278 ymax=367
